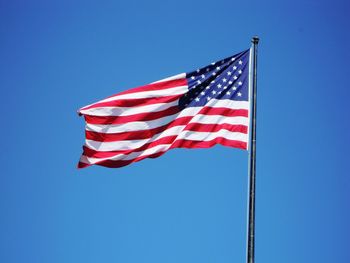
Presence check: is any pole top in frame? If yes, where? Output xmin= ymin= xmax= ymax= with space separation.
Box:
xmin=251 ymin=36 xmax=259 ymax=44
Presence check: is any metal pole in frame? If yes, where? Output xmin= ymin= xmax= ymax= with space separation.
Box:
xmin=247 ymin=36 xmax=259 ymax=263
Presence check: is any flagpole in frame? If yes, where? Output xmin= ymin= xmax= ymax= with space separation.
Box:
xmin=247 ymin=36 xmax=259 ymax=263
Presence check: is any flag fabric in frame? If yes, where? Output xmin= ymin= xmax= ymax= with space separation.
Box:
xmin=78 ymin=49 xmax=251 ymax=168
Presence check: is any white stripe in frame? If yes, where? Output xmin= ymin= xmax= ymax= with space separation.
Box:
xmin=86 ymin=113 xmax=181 ymax=133
xmin=80 ymin=99 xmax=179 ymax=117
xmin=81 ymin=129 xmax=248 ymax=164
xmin=190 ymin=115 xmax=249 ymax=126
xmin=203 ymin=98 xmax=249 ymax=109
xmin=86 ymin=113 xmax=248 ymax=134
xmin=85 ymin=97 xmax=248 ymax=122
xmin=176 ymin=129 xmax=248 ymax=142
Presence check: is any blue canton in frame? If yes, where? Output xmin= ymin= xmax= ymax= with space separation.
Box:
xmin=179 ymin=50 xmax=250 ymax=108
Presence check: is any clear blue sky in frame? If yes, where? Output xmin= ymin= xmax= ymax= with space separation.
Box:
xmin=1 ymin=0 xmax=349 ymax=262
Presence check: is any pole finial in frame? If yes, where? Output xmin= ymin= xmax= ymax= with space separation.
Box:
xmin=251 ymin=36 xmax=259 ymax=44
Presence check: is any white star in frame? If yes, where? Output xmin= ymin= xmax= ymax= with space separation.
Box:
xmin=238 ymin=81 xmax=243 ymax=86
xmin=211 ymin=62 xmax=216 ymax=65
xmin=222 ymin=78 xmax=227 ymax=83
xmin=237 ymin=92 xmax=242 ymax=97
xmin=233 ymin=75 xmax=238 ymax=80
xmin=205 ymin=86 xmax=210 ymax=90
xmin=191 ymin=76 xmax=195 ymax=80
xmin=212 ymin=90 xmax=216 ymax=95
xmin=216 ymin=66 xmax=221 ymax=71
xmin=233 ymin=66 xmax=237 ymax=70
xmin=217 ymin=84 xmax=222 ymax=88
xmin=207 ymin=96 xmax=211 ymax=101
xmin=231 ymin=57 xmax=235 ymax=61
xmin=201 ymin=91 xmax=205 ymax=95
xmin=223 ymin=86 xmax=228 ymax=89
xmin=239 ymin=60 xmax=243 ymax=65
xmin=197 ymin=69 xmax=200 ymax=72
xmin=211 ymin=80 xmax=215 ymax=84
xmin=227 ymin=91 xmax=231 ymax=95
xmin=201 ymin=74 xmax=205 ymax=79
xmin=212 ymin=72 xmax=216 ymax=76
xmin=232 ymin=86 xmax=237 ymax=91
xmin=195 ymin=97 xmax=200 ymax=102
xmin=218 ymin=91 xmax=222 ymax=94
xmin=228 ymin=81 xmax=233 ymax=85
xmin=227 ymin=71 xmax=232 ymax=76
xmin=238 ymin=70 xmax=242 ymax=74
xmin=197 ymin=80 xmax=202 ymax=84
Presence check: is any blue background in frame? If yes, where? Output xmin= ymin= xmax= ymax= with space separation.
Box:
xmin=1 ymin=1 xmax=349 ymax=262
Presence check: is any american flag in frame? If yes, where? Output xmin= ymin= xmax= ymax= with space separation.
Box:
xmin=78 ymin=49 xmax=251 ymax=168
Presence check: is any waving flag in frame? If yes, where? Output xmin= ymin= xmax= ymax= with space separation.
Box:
xmin=78 ymin=49 xmax=251 ymax=168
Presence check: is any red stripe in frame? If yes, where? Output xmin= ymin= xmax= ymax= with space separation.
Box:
xmin=80 ymin=94 xmax=181 ymax=111
xmin=79 ymin=151 xmax=166 ymax=169
xmin=184 ymin=123 xmax=247 ymax=133
xmin=86 ymin=121 xmax=247 ymax=142
xmin=198 ymin=107 xmax=248 ymax=117
xmin=115 ymin=78 xmax=187 ymax=96
xmin=78 ymin=137 xmax=247 ymax=169
xmin=171 ymin=137 xmax=247 ymax=150
xmin=84 ymin=106 xmax=181 ymax=125
xmin=84 ymin=106 xmax=248 ymax=125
